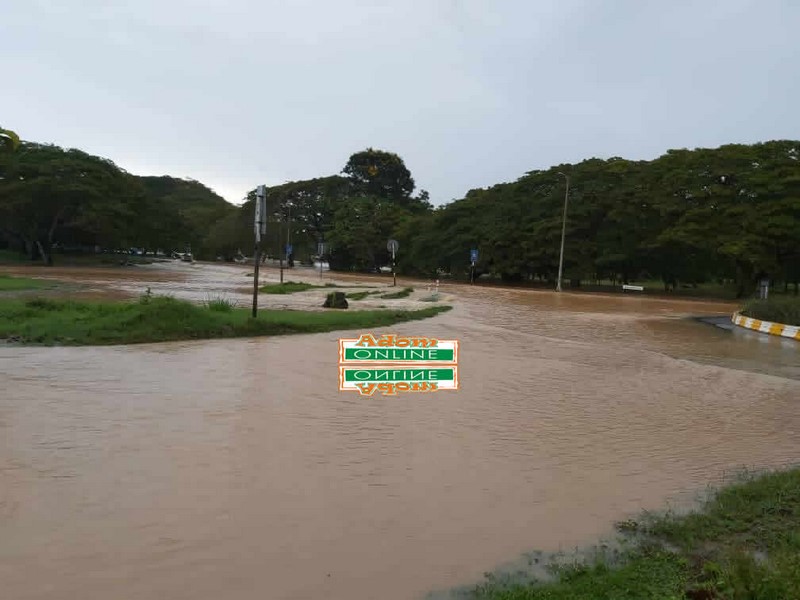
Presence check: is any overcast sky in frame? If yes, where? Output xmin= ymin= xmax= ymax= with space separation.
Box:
xmin=4 ymin=0 xmax=798 ymax=205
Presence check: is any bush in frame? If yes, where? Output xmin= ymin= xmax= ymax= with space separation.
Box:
xmin=204 ymin=295 xmax=237 ymax=312
xmin=741 ymin=296 xmax=800 ymax=326
xmin=323 ymin=291 xmax=348 ymax=309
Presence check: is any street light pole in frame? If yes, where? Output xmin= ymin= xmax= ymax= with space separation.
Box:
xmin=556 ymin=172 xmax=570 ymax=292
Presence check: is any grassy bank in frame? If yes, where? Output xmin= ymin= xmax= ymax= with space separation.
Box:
xmin=470 ymin=467 xmax=800 ymax=599
xmin=741 ymin=296 xmax=800 ymax=326
xmin=0 ymin=296 xmax=451 ymax=345
xmin=0 ymin=274 xmax=55 ymax=291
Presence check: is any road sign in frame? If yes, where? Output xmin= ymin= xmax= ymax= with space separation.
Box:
xmin=470 ymin=249 xmax=478 ymax=264
xmin=317 ymin=242 xmax=327 ymax=255
xmin=255 ymin=185 xmax=267 ymax=239
xmin=285 ymin=244 xmax=293 ymax=256
xmin=387 ymin=239 xmax=399 ymax=254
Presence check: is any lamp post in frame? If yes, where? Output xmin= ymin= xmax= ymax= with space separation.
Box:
xmin=555 ymin=172 xmax=570 ymax=292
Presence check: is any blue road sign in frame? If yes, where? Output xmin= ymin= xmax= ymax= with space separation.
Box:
xmin=470 ymin=249 xmax=479 ymax=263
xmin=286 ymin=244 xmax=293 ymax=255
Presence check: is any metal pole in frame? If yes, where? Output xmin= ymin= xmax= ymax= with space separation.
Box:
xmin=252 ymin=239 xmax=260 ymax=317
xmin=252 ymin=185 xmax=265 ymax=318
xmin=287 ymin=203 xmax=292 ymax=269
xmin=279 ymin=204 xmax=285 ymax=284
xmin=556 ymin=172 xmax=570 ymax=292
xmin=392 ymin=248 xmax=397 ymax=287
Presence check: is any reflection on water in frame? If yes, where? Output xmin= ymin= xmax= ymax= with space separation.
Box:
xmin=1 ymin=264 xmax=798 ymax=599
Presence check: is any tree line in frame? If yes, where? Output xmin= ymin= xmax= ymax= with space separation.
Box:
xmin=1 ymin=125 xmax=798 ymax=297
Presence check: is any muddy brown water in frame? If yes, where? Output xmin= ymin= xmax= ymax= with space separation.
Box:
xmin=1 ymin=263 xmax=798 ymax=600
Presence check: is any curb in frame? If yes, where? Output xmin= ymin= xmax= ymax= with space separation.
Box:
xmin=731 ymin=312 xmax=800 ymax=341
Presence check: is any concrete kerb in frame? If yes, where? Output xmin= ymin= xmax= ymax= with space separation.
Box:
xmin=731 ymin=312 xmax=800 ymax=341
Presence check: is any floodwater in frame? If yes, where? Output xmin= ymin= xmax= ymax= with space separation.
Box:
xmin=1 ymin=263 xmax=798 ymax=600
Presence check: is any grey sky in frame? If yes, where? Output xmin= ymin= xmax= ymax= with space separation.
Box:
xmin=4 ymin=0 xmax=798 ymax=206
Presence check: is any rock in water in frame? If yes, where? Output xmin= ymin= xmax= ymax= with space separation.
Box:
xmin=323 ymin=291 xmax=348 ymax=309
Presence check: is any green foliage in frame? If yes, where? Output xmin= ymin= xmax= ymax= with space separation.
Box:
xmin=137 ymin=175 xmax=237 ymax=259
xmin=0 ymin=274 xmax=54 ymax=291
xmin=342 ymin=148 xmax=416 ymax=202
xmin=741 ymin=296 xmax=800 ymax=326
xmin=322 ymin=291 xmax=348 ymax=309
xmin=4 ymin=134 xmax=798 ymax=299
xmin=346 ymin=290 xmax=380 ymax=300
xmin=401 ymin=141 xmax=800 ymax=297
xmin=0 ymin=141 xmax=238 ymax=264
xmin=204 ymin=295 xmax=237 ymax=312
xmin=259 ymin=281 xmax=320 ymax=294
xmin=0 ymin=127 xmax=20 ymax=152
xmin=472 ymin=468 xmax=800 ymax=600
xmin=0 ymin=296 xmax=451 ymax=345
xmin=0 ymin=142 xmax=147 ymax=264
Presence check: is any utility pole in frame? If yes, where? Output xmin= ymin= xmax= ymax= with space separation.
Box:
xmin=252 ymin=185 xmax=266 ymax=317
xmin=286 ymin=201 xmax=292 ymax=269
xmin=556 ymin=172 xmax=570 ymax=293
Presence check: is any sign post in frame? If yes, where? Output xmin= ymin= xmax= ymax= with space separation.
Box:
xmin=252 ymin=185 xmax=267 ymax=318
xmin=387 ymin=239 xmax=399 ymax=287
xmin=470 ymin=248 xmax=478 ymax=284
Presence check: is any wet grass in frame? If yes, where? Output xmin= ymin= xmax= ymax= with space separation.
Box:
xmin=0 ymin=296 xmax=451 ymax=345
xmin=468 ymin=467 xmax=800 ymax=599
xmin=380 ymin=287 xmax=414 ymax=299
xmin=259 ymin=281 xmax=337 ymax=294
xmin=346 ymin=290 xmax=380 ymax=300
xmin=0 ymin=274 xmax=55 ymax=291
xmin=741 ymin=297 xmax=800 ymax=326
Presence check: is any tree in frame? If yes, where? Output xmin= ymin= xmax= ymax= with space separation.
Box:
xmin=0 ymin=143 xmax=144 ymax=264
xmin=342 ymin=148 xmax=415 ymax=203
xmin=0 ymin=127 xmax=20 ymax=153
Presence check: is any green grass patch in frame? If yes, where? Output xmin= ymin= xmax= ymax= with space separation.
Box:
xmin=0 ymin=274 xmax=54 ymax=291
xmin=346 ymin=290 xmax=380 ymax=300
xmin=259 ymin=281 xmax=322 ymax=294
xmin=0 ymin=296 xmax=451 ymax=345
xmin=741 ymin=296 xmax=800 ymax=326
xmin=469 ymin=467 xmax=800 ymax=599
xmin=380 ymin=287 xmax=414 ymax=299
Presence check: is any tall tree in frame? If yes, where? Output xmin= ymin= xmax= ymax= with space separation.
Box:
xmin=342 ymin=148 xmax=415 ymax=203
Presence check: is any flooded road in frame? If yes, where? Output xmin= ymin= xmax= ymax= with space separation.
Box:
xmin=1 ymin=263 xmax=798 ymax=599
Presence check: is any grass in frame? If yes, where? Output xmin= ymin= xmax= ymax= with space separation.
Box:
xmin=259 ymin=281 xmax=338 ymax=294
xmin=740 ymin=296 xmax=800 ymax=326
xmin=347 ymin=290 xmax=380 ymax=300
xmin=0 ymin=274 xmax=55 ymax=291
xmin=0 ymin=296 xmax=451 ymax=345
xmin=260 ymin=281 xmax=319 ymax=294
xmin=469 ymin=467 xmax=800 ymax=599
xmin=380 ymin=286 xmax=414 ymax=299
